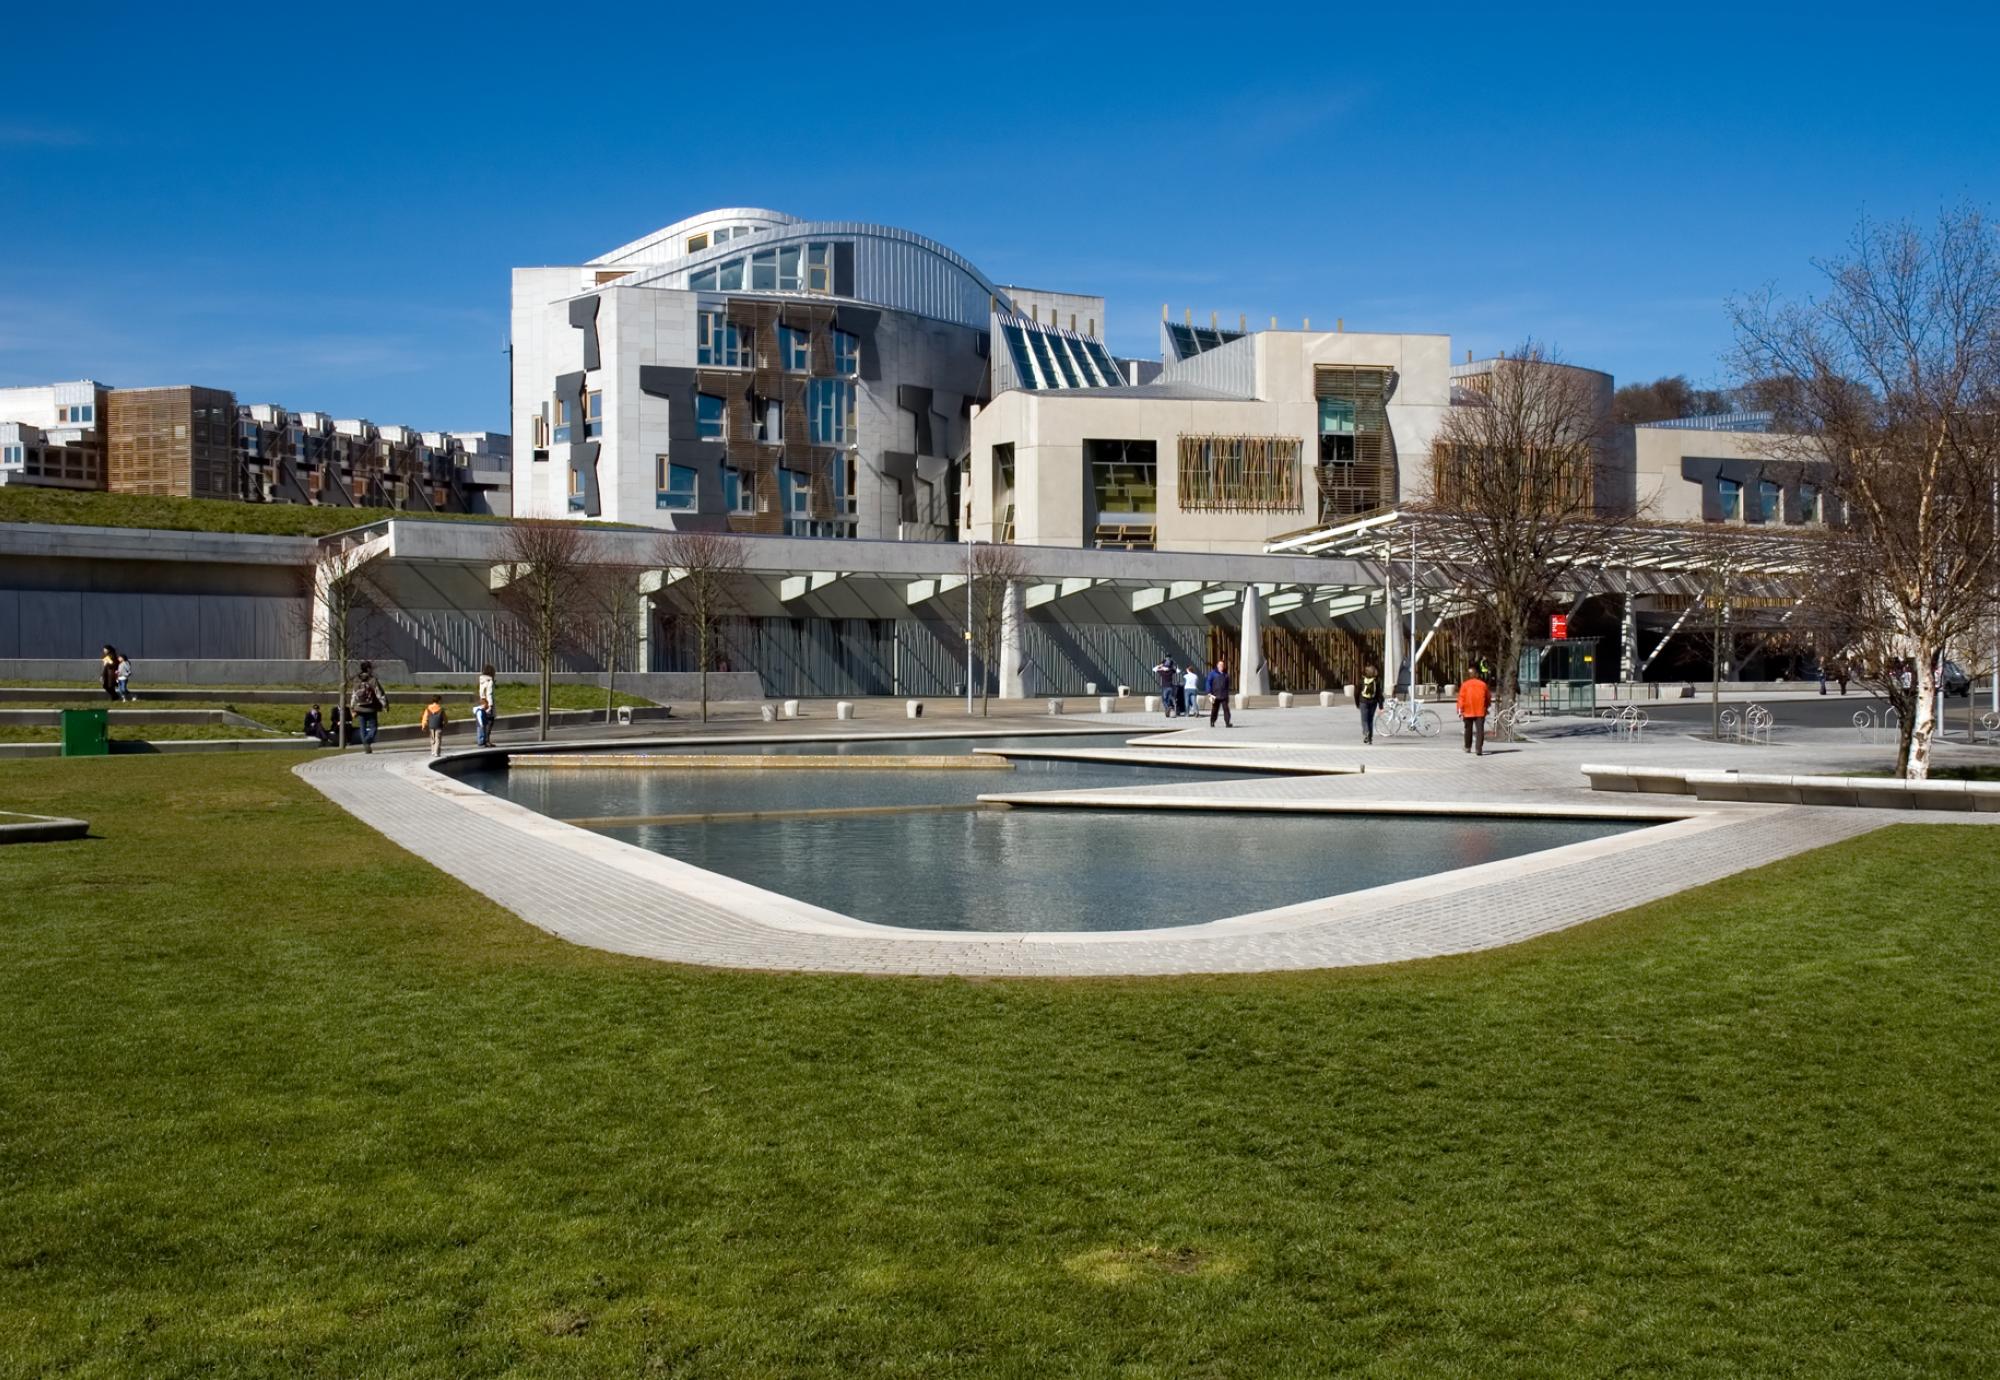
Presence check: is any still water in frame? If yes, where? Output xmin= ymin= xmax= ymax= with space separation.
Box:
xmin=463 ymin=736 xmax=1639 ymax=932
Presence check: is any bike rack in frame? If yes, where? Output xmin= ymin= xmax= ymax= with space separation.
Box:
xmin=1719 ymin=703 xmax=1773 ymax=745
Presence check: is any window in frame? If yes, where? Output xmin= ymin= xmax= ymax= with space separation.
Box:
xmin=1089 ymin=439 xmax=1158 ymax=517
xmin=1797 ymin=483 xmax=1818 ymax=524
xmin=808 ymin=378 xmax=854 ymax=446
xmin=686 ymin=232 xmax=709 ymax=254
xmin=1314 ymin=366 xmax=1396 ymax=521
xmin=750 ymin=248 xmax=776 ymax=291
xmin=567 ymin=465 xmax=584 ymax=511
xmin=754 ymin=397 xmax=784 ymax=444
xmin=831 ymin=329 xmax=859 ymax=376
xmin=1718 ymin=477 xmax=1742 ymax=521
xmin=1758 ymin=479 xmax=1781 ymax=523
xmin=777 ymin=244 xmax=801 ymax=291
xmin=655 ymin=456 xmax=698 ymax=510
xmin=696 ymin=394 xmax=725 ymax=440
xmin=585 ymin=390 xmax=603 ymax=439
xmin=806 ymin=242 xmax=832 ymax=293
xmin=780 ymin=325 xmax=810 ymax=372
xmin=56 ymin=403 xmax=94 ymax=424
xmin=532 ymin=413 xmax=550 ymax=449
xmin=1 ymin=444 xmax=20 ymax=465
xmin=698 ymin=311 xmax=751 ymax=367
xmin=552 ymin=398 xmax=571 ymax=444
xmin=689 ymin=268 xmax=716 ymax=291
xmin=723 ymin=465 xmax=757 ymax=514
xmin=717 ymin=258 xmax=743 ymax=292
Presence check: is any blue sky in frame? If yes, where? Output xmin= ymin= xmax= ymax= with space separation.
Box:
xmin=2 ymin=2 xmax=1994 ymax=432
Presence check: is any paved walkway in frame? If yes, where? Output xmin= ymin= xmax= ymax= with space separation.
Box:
xmin=296 ymin=701 xmax=1998 ymax=977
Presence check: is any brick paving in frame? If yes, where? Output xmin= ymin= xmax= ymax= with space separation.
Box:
xmin=296 ymin=700 xmax=1997 ymax=976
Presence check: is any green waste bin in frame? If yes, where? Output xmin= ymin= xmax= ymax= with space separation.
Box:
xmin=60 ymin=708 xmax=110 ymax=757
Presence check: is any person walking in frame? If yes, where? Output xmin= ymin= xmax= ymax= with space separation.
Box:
xmin=1154 ymin=654 xmax=1178 ymax=718
xmin=473 ymin=689 xmax=494 ymax=748
xmin=1206 ymin=658 xmax=1233 ymax=729
xmin=99 ymin=645 xmax=120 ymax=699
xmin=1180 ymin=664 xmax=1199 ymax=718
xmin=349 ymin=668 xmax=386 ymax=753
xmin=1457 ymin=663 xmax=1490 ymax=756
xmin=421 ymin=695 xmax=449 ymax=758
xmin=1356 ymin=663 xmax=1384 ymax=745
xmin=114 ymin=653 xmax=133 ymax=702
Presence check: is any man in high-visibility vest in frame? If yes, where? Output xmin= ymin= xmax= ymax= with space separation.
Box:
xmin=1457 ymin=665 xmax=1490 ymax=756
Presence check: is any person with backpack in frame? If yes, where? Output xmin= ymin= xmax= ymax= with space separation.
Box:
xmin=421 ymin=695 xmax=449 ymax=758
xmin=1356 ymin=663 xmax=1384 ymax=745
xmin=1205 ymin=658 xmax=1233 ymax=729
xmin=349 ymin=668 xmax=387 ymax=753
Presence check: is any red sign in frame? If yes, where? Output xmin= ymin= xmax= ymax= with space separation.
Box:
xmin=1550 ymin=614 xmax=1569 ymax=640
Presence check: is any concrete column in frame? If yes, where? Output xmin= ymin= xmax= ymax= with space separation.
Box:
xmin=997 ymin=579 xmax=1026 ymax=699
xmin=1383 ymin=584 xmax=1402 ymax=695
xmin=308 ymin=590 xmax=333 ymax=662
xmin=1238 ymin=584 xmax=1271 ymax=697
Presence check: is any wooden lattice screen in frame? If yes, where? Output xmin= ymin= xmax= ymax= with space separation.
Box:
xmin=1175 ymin=434 xmax=1304 ymax=512
xmin=1314 ymin=366 xmax=1398 ymax=522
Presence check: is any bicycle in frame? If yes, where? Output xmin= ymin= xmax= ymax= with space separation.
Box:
xmin=1381 ymin=697 xmax=1442 ymax=738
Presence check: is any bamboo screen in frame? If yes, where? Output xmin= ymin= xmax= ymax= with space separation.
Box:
xmin=1314 ymin=366 xmax=1397 ymax=521
xmin=1175 ymin=434 xmax=1304 ymax=512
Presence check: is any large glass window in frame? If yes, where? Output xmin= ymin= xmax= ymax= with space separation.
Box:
xmin=585 ymin=390 xmax=603 ymax=439
xmin=832 ymin=329 xmax=859 ymax=376
xmin=696 ymin=394 xmax=725 ymax=440
xmin=780 ymin=325 xmax=810 ymax=372
xmin=809 ymin=378 xmax=854 ymax=446
xmin=754 ymin=396 xmax=784 ymax=444
xmin=1088 ymin=439 xmax=1158 ymax=516
xmin=1797 ymin=483 xmax=1818 ymax=524
xmin=655 ymin=457 xmax=698 ymax=510
xmin=698 ymin=311 xmax=751 ymax=367
xmin=723 ymin=465 xmax=757 ymax=515
xmin=689 ymin=268 xmax=716 ymax=291
xmin=1758 ymin=479 xmax=1781 ymax=523
xmin=750 ymin=249 xmax=777 ymax=291
xmin=1718 ymin=477 xmax=1742 ymax=521
xmin=806 ymin=243 xmax=831 ymax=293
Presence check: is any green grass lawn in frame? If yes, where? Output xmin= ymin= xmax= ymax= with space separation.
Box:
xmin=0 ymin=685 xmax=653 ymax=741
xmin=0 ymin=486 xmax=513 ymax=537
xmin=1 ymin=754 xmax=1995 ymax=1377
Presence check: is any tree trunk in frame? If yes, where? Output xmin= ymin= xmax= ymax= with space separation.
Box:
xmin=1908 ymin=656 xmax=1939 ymax=780
xmin=1494 ymin=619 xmax=1526 ymax=740
xmin=538 ymin=652 xmax=552 ymax=742
xmin=698 ymin=618 xmax=710 ymax=724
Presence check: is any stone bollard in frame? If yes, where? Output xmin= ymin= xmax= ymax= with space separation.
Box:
xmin=1320 ymin=690 xmax=1336 ymax=708
xmin=1144 ymin=695 xmax=1159 ymax=713
xmin=905 ymin=699 xmax=923 ymax=719
xmin=1085 ymin=682 xmax=1099 ymax=695
xmin=759 ymin=704 xmax=777 ymax=723
xmin=1117 ymin=684 xmax=1132 ymax=698
xmin=1278 ymin=691 xmax=1295 ymax=709
xmin=782 ymin=699 xmax=801 ymax=719
xmin=1047 ymin=698 xmax=1064 ymax=715
xmin=835 ymin=701 xmax=855 ymax=721
xmin=1098 ymin=696 xmax=1115 ymax=714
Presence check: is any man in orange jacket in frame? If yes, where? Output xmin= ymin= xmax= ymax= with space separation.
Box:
xmin=1456 ymin=664 xmax=1490 ymax=756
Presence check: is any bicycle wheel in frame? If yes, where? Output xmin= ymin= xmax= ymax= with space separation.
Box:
xmin=1415 ymin=710 xmax=1442 ymax=738
xmin=1382 ymin=708 xmax=1406 ymax=737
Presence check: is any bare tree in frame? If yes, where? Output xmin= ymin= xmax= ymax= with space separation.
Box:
xmin=297 ymin=542 xmax=382 ymax=748
xmin=580 ymin=562 xmax=648 ymax=724
xmin=493 ymin=520 xmax=591 ymax=741
xmin=1426 ymin=341 xmax=1609 ymax=731
xmin=1734 ymin=207 xmax=2000 ymax=778
xmin=654 ymin=529 xmax=747 ymax=722
xmin=966 ymin=541 xmax=1028 ymax=717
